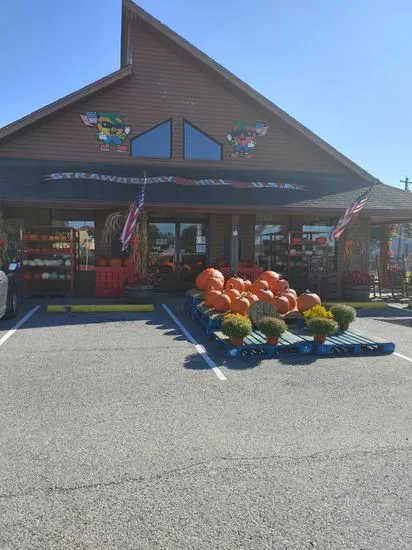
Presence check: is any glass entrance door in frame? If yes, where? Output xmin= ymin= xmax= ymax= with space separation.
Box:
xmin=179 ymin=222 xmax=207 ymax=282
xmin=148 ymin=222 xmax=177 ymax=275
xmin=148 ymin=221 xmax=207 ymax=284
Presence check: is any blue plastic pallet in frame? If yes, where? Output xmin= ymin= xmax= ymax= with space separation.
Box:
xmin=212 ymin=329 xmax=313 ymax=358
xmin=291 ymin=328 xmax=395 ymax=356
xmin=182 ymin=295 xmax=203 ymax=320
xmin=196 ymin=304 xmax=223 ymax=335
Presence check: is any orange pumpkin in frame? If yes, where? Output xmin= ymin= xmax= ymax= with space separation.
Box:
xmin=251 ymin=279 xmax=269 ymax=294
xmin=40 ymin=234 xmax=49 ymax=241
xmin=163 ymin=262 xmax=176 ymax=272
xmin=260 ymin=271 xmax=280 ymax=291
xmin=196 ymin=268 xmax=224 ymax=290
xmin=97 ymin=257 xmax=109 ymax=267
xmin=214 ymin=293 xmax=231 ymax=312
xmin=28 ymin=233 xmax=38 ymax=241
xmin=224 ymin=286 xmax=241 ymax=301
xmin=273 ymin=293 xmax=290 ymax=314
xmin=225 ymin=276 xmax=245 ymax=293
xmin=255 ymin=288 xmax=274 ymax=302
xmin=109 ymin=258 xmax=122 ymax=268
xmin=204 ymin=289 xmax=221 ymax=308
xmin=243 ymin=292 xmax=259 ymax=306
xmin=283 ymin=290 xmax=297 ymax=311
xmin=243 ymin=279 xmax=252 ymax=291
xmin=286 ymin=288 xmax=297 ymax=297
xmin=230 ymin=296 xmax=250 ymax=316
xmin=272 ymin=278 xmax=290 ymax=294
xmin=205 ymin=275 xmax=224 ymax=292
xmin=297 ymin=290 xmax=321 ymax=313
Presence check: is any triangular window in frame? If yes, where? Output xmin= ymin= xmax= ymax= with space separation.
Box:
xmin=184 ymin=121 xmax=222 ymax=161
xmin=130 ymin=119 xmax=172 ymax=158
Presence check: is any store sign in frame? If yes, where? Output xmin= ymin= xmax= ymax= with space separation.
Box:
xmin=44 ymin=172 xmax=304 ymax=190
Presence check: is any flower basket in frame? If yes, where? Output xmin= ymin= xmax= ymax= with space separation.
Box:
xmin=343 ymin=270 xmax=372 ymax=301
xmin=124 ymin=272 xmax=154 ymax=303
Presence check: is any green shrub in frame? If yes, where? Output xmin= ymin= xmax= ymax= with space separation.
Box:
xmin=258 ymin=316 xmax=287 ymax=337
xmin=330 ymin=304 xmax=356 ymax=325
xmin=222 ymin=314 xmax=252 ymax=339
xmin=306 ymin=316 xmax=338 ymax=337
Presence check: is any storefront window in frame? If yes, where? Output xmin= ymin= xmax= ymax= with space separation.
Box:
xmin=130 ymin=119 xmax=172 ymax=158
xmin=183 ymin=121 xmax=222 ymax=160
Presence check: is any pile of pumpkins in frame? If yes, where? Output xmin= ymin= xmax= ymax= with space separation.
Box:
xmin=195 ymin=268 xmax=321 ymax=316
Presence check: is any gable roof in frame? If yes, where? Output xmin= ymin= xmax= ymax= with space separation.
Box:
xmin=122 ymin=0 xmax=379 ymax=185
xmin=0 ymin=66 xmax=133 ymax=145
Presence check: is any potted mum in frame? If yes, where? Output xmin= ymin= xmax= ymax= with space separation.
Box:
xmin=221 ymin=313 xmax=252 ymax=346
xmin=343 ymin=269 xmax=372 ymax=301
xmin=330 ymin=304 xmax=356 ymax=331
xmin=258 ymin=316 xmax=287 ymax=345
xmin=306 ymin=316 xmax=338 ymax=343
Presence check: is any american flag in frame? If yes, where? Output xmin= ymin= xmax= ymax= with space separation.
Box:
xmin=120 ymin=178 xmax=146 ymax=251
xmin=330 ymin=186 xmax=374 ymax=240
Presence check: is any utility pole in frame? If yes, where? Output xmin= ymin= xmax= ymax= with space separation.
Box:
xmin=400 ymin=176 xmax=410 ymax=191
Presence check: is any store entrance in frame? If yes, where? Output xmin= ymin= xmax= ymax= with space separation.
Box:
xmin=148 ymin=221 xmax=207 ymax=286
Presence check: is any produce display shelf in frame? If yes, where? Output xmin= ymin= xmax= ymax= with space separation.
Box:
xmin=20 ymin=226 xmax=79 ymax=296
xmin=23 ymin=252 xmax=70 ymax=256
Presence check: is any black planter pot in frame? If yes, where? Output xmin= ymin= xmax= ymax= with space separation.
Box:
xmin=343 ymin=284 xmax=370 ymax=301
xmin=124 ymin=284 xmax=154 ymax=304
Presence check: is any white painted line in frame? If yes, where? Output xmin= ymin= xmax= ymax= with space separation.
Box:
xmin=161 ymin=303 xmax=227 ymax=381
xmin=389 ymin=304 xmax=412 ymax=314
xmin=0 ymin=305 xmax=40 ymax=348
xmin=394 ymin=352 xmax=412 ymax=363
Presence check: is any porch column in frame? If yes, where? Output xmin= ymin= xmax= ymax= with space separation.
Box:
xmin=94 ymin=210 xmax=111 ymax=257
xmin=379 ymin=225 xmax=390 ymax=287
xmin=230 ymin=213 xmax=240 ymax=272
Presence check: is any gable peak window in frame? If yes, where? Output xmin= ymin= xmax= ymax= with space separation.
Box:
xmin=130 ymin=119 xmax=172 ymax=159
xmin=183 ymin=120 xmax=222 ymax=161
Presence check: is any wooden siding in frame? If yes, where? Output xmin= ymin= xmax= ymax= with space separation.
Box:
xmin=0 ymin=21 xmax=354 ymax=177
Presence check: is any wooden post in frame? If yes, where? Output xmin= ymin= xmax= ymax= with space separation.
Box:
xmin=379 ymin=225 xmax=389 ymax=287
xmin=230 ymin=213 xmax=240 ymax=272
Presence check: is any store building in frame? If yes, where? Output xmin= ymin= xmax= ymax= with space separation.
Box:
xmin=1 ymin=0 xmax=412 ymax=297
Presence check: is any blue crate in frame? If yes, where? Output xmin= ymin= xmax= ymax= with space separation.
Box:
xmin=195 ymin=304 xmax=223 ymax=336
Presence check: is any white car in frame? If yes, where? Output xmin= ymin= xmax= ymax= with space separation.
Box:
xmin=0 ymin=268 xmax=18 ymax=320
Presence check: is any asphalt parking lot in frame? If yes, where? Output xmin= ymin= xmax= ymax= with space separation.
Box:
xmin=0 ymin=301 xmax=411 ymax=549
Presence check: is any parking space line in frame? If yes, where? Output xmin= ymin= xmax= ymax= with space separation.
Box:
xmin=394 ymin=352 xmax=412 ymax=363
xmin=161 ymin=304 xmax=227 ymax=381
xmin=0 ymin=306 xmax=40 ymax=348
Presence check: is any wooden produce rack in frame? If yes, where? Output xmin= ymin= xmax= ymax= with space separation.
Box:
xmin=21 ymin=226 xmax=79 ymax=296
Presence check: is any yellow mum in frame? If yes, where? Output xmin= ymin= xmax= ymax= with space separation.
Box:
xmin=303 ymin=304 xmax=334 ymax=320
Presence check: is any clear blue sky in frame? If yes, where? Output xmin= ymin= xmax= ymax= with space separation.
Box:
xmin=1 ymin=0 xmax=411 ymax=188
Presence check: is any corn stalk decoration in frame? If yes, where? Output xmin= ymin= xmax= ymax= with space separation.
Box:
xmin=102 ymin=210 xmax=149 ymax=277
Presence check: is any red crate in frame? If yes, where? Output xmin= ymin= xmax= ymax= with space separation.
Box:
xmin=95 ymin=267 xmax=135 ymax=297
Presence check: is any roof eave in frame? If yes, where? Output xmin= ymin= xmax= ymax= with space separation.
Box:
xmin=0 ymin=65 xmax=133 ymax=145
